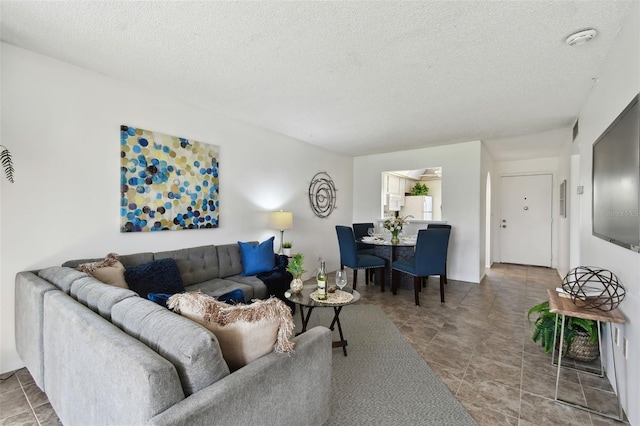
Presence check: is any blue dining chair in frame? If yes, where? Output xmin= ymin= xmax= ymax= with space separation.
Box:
xmin=427 ymin=223 xmax=451 ymax=285
xmin=352 ymin=223 xmax=376 ymax=255
xmin=336 ymin=225 xmax=386 ymax=291
xmin=391 ymin=228 xmax=451 ymax=305
xmin=353 ymin=222 xmax=376 ymax=284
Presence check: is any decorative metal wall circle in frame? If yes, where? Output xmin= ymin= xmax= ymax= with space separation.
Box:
xmin=308 ymin=172 xmax=337 ymax=218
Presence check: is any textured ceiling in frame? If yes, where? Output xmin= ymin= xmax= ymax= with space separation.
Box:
xmin=0 ymin=1 xmax=635 ymax=160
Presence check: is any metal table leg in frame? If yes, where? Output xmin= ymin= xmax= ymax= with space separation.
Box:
xmin=329 ymin=306 xmax=348 ymax=356
xmin=553 ymin=315 xmax=624 ymax=421
xmin=297 ymin=305 xmax=348 ymax=356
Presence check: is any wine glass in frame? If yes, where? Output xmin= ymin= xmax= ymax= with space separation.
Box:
xmin=367 ymin=227 xmax=375 ymax=237
xmin=335 ymin=270 xmax=347 ymax=291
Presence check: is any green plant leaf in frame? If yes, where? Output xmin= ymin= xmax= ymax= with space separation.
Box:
xmin=285 ymin=253 xmax=306 ymax=277
xmin=528 ymin=300 xmax=599 ymax=355
xmin=0 ymin=147 xmax=14 ymax=183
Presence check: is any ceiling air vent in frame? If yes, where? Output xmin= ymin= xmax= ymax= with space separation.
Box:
xmin=572 ymin=119 xmax=579 ymax=141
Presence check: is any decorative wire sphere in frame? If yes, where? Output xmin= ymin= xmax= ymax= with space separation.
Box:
xmin=561 ymin=266 xmax=625 ymax=312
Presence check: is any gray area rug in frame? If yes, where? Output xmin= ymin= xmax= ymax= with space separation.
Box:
xmin=296 ymin=304 xmax=477 ymax=425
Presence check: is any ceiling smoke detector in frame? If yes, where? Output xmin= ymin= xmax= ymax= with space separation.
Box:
xmin=565 ymin=29 xmax=598 ymax=46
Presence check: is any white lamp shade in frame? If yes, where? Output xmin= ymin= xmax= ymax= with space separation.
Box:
xmin=269 ymin=211 xmax=293 ymax=230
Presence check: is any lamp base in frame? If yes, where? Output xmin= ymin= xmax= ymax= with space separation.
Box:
xmin=277 ymin=229 xmax=285 ymax=255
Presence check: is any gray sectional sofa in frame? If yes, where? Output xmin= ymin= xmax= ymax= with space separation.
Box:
xmin=15 ymin=243 xmax=332 ymax=426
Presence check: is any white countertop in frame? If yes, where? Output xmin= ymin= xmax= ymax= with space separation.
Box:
xmin=375 ymin=219 xmax=447 ymax=224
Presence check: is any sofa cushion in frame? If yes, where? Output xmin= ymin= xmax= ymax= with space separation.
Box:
xmin=154 ymin=245 xmax=219 ymax=287
xmin=38 ymin=267 xmax=88 ymax=294
xmin=124 ymin=258 xmax=185 ymax=299
xmin=238 ymin=237 xmax=275 ymax=276
xmin=111 ymin=297 xmax=230 ymax=396
xmin=168 ymin=292 xmax=294 ymax=371
xmin=184 ymin=278 xmax=255 ymax=302
xmin=76 ymin=253 xmax=128 ymax=289
xmin=224 ymin=275 xmax=269 ymax=300
xmin=216 ymin=243 xmax=245 ymax=277
xmin=69 ymin=276 xmax=138 ymax=320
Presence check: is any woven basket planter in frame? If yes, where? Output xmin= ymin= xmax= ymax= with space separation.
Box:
xmin=560 ymin=330 xmax=599 ymax=361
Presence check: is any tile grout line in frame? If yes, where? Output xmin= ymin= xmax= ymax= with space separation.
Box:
xmin=16 ymin=374 xmax=42 ymax=426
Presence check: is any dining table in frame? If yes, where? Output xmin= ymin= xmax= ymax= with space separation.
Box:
xmin=360 ymin=235 xmax=417 ymax=291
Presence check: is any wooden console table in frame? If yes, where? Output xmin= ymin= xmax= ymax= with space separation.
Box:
xmin=547 ymin=289 xmax=626 ymax=421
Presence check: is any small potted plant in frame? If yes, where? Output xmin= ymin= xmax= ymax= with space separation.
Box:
xmin=286 ymin=253 xmax=306 ymax=293
xmin=282 ymin=241 xmax=293 ymax=257
xmin=528 ymin=301 xmax=599 ymax=361
xmin=410 ymin=182 xmax=428 ymax=195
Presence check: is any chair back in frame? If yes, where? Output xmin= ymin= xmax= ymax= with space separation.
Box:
xmin=413 ymin=228 xmax=451 ymax=276
xmin=427 ymin=224 xmax=451 ymax=230
xmin=353 ymin=222 xmax=374 ymax=251
xmin=336 ymin=226 xmax=359 ymax=268
xmin=353 ymin=223 xmax=374 ymax=240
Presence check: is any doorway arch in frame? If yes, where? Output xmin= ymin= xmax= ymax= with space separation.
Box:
xmin=485 ymin=172 xmax=492 ymax=268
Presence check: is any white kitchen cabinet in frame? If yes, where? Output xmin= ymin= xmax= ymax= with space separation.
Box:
xmin=387 ymin=174 xmax=401 ymax=194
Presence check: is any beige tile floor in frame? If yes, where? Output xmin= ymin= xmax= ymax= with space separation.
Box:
xmin=354 ymin=263 xmax=628 ymax=426
xmin=0 ymin=263 xmax=628 ymax=425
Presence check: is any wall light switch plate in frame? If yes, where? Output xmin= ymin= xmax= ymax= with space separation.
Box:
xmin=614 ymin=327 xmax=620 ymax=346
xmin=623 ymin=338 xmax=629 ymax=360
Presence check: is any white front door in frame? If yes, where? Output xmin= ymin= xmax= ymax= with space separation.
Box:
xmin=500 ymin=174 xmax=553 ymax=267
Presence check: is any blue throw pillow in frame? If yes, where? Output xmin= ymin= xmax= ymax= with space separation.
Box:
xmin=216 ymin=289 xmax=246 ymax=305
xmin=238 ymin=237 xmax=275 ymax=276
xmin=124 ymin=258 xmax=185 ymax=299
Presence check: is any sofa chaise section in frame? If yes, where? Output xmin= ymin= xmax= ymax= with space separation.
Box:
xmin=149 ymin=327 xmax=333 ymax=426
xmin=43 ymin=290 xmax=185 ymax=425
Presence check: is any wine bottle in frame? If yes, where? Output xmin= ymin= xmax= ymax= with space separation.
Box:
xmin=316 ymin=260 xmax=328 ymax=300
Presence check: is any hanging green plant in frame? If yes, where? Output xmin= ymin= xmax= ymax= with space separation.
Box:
xmin=1 ymin=145 xmax=14 ymax=183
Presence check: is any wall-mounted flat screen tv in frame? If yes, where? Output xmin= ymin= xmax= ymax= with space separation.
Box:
xmin=592 ymin=94 xmax=639 ymax=252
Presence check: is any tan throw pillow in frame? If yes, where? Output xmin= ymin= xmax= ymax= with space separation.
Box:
xmin=167 ymin=292 xmax=295 ymax=371
xmin=77 ymin=253 xmax=129 ymax=289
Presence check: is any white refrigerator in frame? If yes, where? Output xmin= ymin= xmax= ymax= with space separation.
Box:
xmin=402 ymin=196 xmax=433 ymax=220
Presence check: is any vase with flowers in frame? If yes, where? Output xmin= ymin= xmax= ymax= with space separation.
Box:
xmin=383 ymin=215 xmax=413 ymax=244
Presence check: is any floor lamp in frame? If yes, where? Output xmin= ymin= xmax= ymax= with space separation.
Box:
xmin=270 ymin=210 xmax=293 ymax=255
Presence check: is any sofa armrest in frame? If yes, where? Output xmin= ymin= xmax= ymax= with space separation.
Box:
xmin=15 ymin=272 xmax=58 ymax=390
xmin=149 ymin=326 xmax=332 ymax=426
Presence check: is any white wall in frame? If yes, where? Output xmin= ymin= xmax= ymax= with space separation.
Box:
xmin=353 ymin=141 xmax=482 ymax=283
xmin=556 ymin=135 xmax=574 ymax=278
xmin=493 ymin=156 xmax=563 ymax=269
xmin=572 ymin=3 xmax=639 ymax=422
xmin=0 ymin=44 xmax=353 ymax=373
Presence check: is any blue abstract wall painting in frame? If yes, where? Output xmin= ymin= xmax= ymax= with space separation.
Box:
xmin=120 ymin=125 xmax=219 ymax=232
